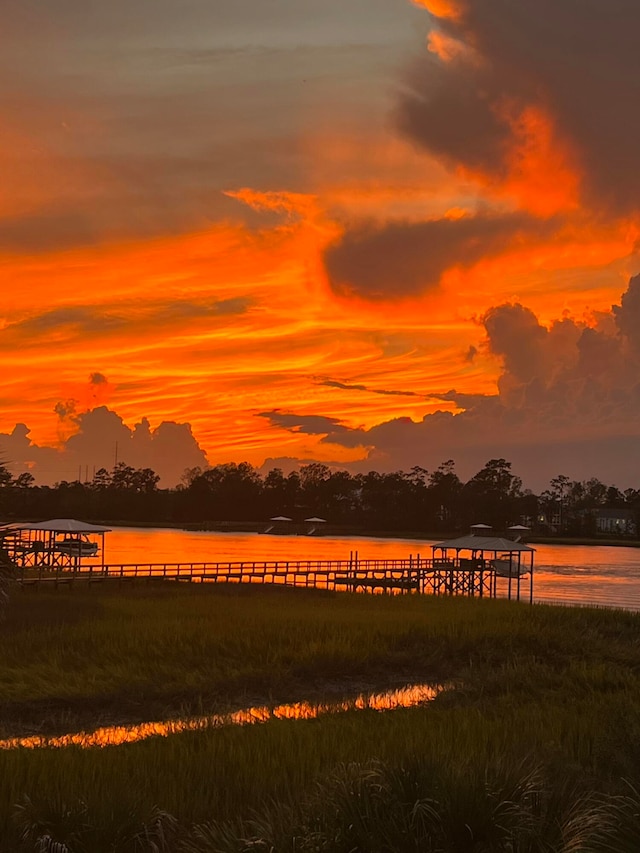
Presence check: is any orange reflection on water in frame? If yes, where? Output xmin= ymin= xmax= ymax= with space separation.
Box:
xmin=0 ymin=684 xmax=441 ymax=751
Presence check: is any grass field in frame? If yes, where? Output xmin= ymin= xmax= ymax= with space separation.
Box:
xmin=3 ymin=583 xmax=640 ymax=850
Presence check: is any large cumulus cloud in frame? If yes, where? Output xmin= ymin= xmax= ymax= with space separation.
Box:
xmin=323 ymin=0 xmax=640 ymax=300
xmin=0 ymin=406 xmax=208 ymax=487
xmin=404 ymin=0 xmax=640 ymax=214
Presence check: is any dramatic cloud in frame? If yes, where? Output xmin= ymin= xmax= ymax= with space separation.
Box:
xmin=0 ymin=406 xmax=208 ymax=487
xmin=321 ymin=0 xmax=640 ymax=302
xmin=3 ymin=0 xmax=639 ymax=485
xmin=400 ymin=0 xmax=640 ymax=216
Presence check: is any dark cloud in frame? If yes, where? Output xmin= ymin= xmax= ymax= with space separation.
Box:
xmin=89 ymin=373 xmax=108 ymax=386
xmin=613 ymin=275 xmax=640 ymax=352
xmin=321 ymin=379 xmax=369 ymax=392
xmin=401 ymin=0 xmax=640 ymax=215
xmin=257 ymin=410 xmax=370 ymax=450
xmin=319 ymin=378 xmax=420 ymax=397
xmin=482 ymin=303 xmax=548 ymax=383
xmin=397 ymin=54 xmax=513 ymax=178
xmin=257 ymin=411 xmax=350 ymax=436
xmin=54 ymin=400 xmax=77 ymax=421
xmin=429 ymin=390 xmax=495 ymax=409
xmin=212 ymin=297 xmax=252 ymax=316
xmin=321 ymin=0 xmax=640 ymax=302
xmin=323 ymin=213 xmax=555 ymax=299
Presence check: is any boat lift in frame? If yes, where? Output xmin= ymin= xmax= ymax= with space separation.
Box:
xmin=1 ymin=519 xmax=111 ymax=572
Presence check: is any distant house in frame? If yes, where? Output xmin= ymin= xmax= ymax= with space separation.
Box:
xmin=534 ymin=511 xmax=562 ymax=533
xmin=591 ymin=508 xmax=637 ymax=536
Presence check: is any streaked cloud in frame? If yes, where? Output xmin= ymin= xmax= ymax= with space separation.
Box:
xmin=318 ymin=379 xmax=421 ymax=398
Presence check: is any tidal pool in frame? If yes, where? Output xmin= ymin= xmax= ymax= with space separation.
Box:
xmin=0 ymin=683 xmax=442 ymax=750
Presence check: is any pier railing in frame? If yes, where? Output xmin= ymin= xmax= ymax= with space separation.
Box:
xmin=14 ymin=554 xmax=532 ymax=601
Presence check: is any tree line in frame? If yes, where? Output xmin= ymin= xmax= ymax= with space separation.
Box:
xmin=1 ymin=458 xmax=638 ymax=537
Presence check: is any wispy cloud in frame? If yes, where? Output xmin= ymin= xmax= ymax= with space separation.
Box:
xmin=318 ymin=378 xmax=421 ymax=397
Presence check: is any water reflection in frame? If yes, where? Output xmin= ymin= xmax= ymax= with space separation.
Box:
xmin=100 ymin=527 xmax=640 ymax=611
xmin=0 ymin=683 xmax=441 ymax=751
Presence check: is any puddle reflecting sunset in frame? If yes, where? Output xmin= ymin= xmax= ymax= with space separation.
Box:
xmin=0 ymin=684 xmax=442 ymax=751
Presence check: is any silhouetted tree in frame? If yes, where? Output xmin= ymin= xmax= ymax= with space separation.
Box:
xmin=461 ymin=459 xmax=523 ymax=529
xmin=110 ymin=463 xmax=159 ymax=494
xmin=428 ymin=460 xmax=462 ymax=530
xmin=1 ymin=454 xmax=637 ymax=538
xmin=12 ymin=472 xmax=35 ymax=489
xmin=183 ymin=463 xmax=263 ymax=521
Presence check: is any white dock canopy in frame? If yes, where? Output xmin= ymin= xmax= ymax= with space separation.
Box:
xmin=2 ymin=518 xmax=111 ymax=569
xmin=432 ymin=535 xmax=534 ymax=554
xmin=432 ymin=534 xmax=535 ymax=602
xmin=8 ymin=519 xmax=111 ymax=533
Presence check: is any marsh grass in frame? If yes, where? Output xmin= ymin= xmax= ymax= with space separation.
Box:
xmin=3 ymin=584 xmax=640 ymax=724
xmin=4 ymin=585 xmax=640 ymax=849
xmin=4 ymin=697 xmax=640 ymax=848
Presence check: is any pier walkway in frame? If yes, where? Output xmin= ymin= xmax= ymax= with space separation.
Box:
xmin=14 ymin=553 xmax=532 ymax=602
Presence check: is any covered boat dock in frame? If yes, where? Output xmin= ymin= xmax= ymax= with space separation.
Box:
xmin=430 ymin=533 xmax=535 ymax=602
xmin=1 ymin=519 xmax=111 ymax=572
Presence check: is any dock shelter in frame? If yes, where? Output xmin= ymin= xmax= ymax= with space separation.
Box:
xmin=1 ymin=519 xmax=111 ymax=571
xmin=431 ymin=535 xmax=535 ymax=602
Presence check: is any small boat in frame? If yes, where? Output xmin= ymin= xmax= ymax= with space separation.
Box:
xmin=55 ymin=535 xmax=99 ymax=556
xmin=491 ymin=558 xmax=529 ymax=577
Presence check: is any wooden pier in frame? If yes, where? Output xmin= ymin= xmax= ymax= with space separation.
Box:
xmin=13 ymin=552 xmax=533 ymax=602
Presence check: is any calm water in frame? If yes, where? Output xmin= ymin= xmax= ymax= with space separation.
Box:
xmin=100 ymin=527 xmax=640 ymax=611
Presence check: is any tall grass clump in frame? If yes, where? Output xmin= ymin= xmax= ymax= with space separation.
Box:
xmin=13 ymin=796 xmax=177 ymax=853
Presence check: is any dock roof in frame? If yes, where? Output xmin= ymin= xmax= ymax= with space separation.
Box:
xmin=5 ymin=518 xmax=111 ymax=533
xmin=432 ymin=535 xmax=534 ymax=552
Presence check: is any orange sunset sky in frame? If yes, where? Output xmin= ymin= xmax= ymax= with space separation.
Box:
xmin=1 ymin=0 xmax=639 ymax=489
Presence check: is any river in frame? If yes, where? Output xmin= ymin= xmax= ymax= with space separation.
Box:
xmin=99 ymin=527 xmax=640 ymax=611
